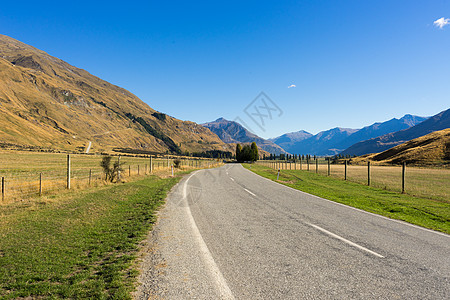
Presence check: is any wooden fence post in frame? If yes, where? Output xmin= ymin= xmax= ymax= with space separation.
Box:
xmin=327 ymin=159 xmax=330 ymax=176
xmin=344 ymin=160 xmax=347 ymax=180
xmin=1 ymin=177 xmax=4 ymax=201
xmin=307 ymin=158 xmax=310 ymax=171
xmin=117 ymin=156 xmax=121 ymax=181
xmin=367 ymin=161 xmax=371 ymax=186
xmin=89 ymin=169 xmax=92 ymax=186
xmin=39 ymin=173 xmax=42 ymax=196
xmin=316 ymin=159 xmax=318 ymax=174
xmin=138 ymin=165 xmax=140 ymax=175
xmin=67 ymin=154 xmax=71 ymax=189
xmin=402 ymin=162 xmax=406 ymax=194
xmin=150 ymin=156 xmax=153 ymax=173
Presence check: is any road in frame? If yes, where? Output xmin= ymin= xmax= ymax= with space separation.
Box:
xmin=135 ymin=164 xmax=449 ymax=299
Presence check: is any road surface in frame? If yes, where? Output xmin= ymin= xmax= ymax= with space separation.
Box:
xmin=135 ymin=164 xmax=449 ymax=299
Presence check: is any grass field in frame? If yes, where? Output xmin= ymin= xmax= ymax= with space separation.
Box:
xmin=0 ymin=174 xmax=185 ymax=299
xmin=245 ymin=164 xmax=450 ymax=234
xmin=0 ymin=150 xmax=218 ymax=202
xmin=259 ymin=160 xmax=450 ymax=202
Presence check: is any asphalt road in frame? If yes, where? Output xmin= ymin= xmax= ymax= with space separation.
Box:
xmin=135 ymin=164 xmax=449 ymax=299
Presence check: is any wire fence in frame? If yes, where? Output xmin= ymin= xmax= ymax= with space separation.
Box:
xmin=1 ymin=151 xmax=221 ymax=203
xmin=257 ymin=159 xmax=450 ymax=202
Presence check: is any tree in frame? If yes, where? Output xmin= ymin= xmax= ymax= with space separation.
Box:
xmin=236 ymin=144 xmax=242 ymax=162
xmin=251 ymin=142 xmax=258 ymax=162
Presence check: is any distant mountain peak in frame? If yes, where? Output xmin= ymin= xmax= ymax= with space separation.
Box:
xmin=270 ymin=114 xmax=428 ymax=156
xmin=202 ymin=118 xmax=288 ymax=155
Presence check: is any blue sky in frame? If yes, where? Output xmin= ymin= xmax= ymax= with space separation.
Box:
xmin=1 ymin=1 xmax=449 ymax=138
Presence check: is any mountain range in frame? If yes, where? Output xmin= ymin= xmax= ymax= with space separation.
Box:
xmin=270 ymin=114 xmax=427 ymax=156
xmin=202 ymin=118 xmax=287 ymax=155
xmin=341 ymin=108 xmax=450 ymax=156
xmin=0 ymin=35 xmax=232 ymax=154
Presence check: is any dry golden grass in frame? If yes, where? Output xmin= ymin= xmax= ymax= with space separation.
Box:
xmin=0 ymin=150 xmax=220 ymax=203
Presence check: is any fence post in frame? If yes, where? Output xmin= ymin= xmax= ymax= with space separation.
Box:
xmin=117 ymin=156 xmax=121 ymax=181
xmin=300 ymin=158 xmax=302 ymax=170
xmin=402 ymin=162 xmax=406 ymax=193
xmin=327 ymin=159 xmax=330 ymax=176
xmin=67 ymin=154 xmax=71 ymax=189
xmin=129 ymin=165 xmax=131 ymax=177
xmin=367 ymin=161 xmax=371 ymax=186
xmin=39 ymin=173 xmax=42 ymax=196
xmin=89 ymin=169 xmax=92 ymax=186
xmin=1 ymin=177 xmax=4 ymax=201
xmin=150 ymin=156 xmax=153 ymax=173
xmin=344 ymin=160 xmax=347 ymax=180
xmin=316 ymin=159 xmax=318 ymax=174
xmin=138 ymin=165 xmax=140 ymax=175
xmin=307 ymin=158 xmax=310 ymax=171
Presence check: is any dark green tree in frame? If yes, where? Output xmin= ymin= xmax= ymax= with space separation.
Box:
xmin=236 ymin=144 xmax=242 ymax=162
xmin=251 ymin=142 xmax=258 ymax=162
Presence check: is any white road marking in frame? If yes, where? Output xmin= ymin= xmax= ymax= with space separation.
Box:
xmin=306 ymin=222 xmax=385 ymax=258
xmin=244 ymin=188 xmax=256 ymax=197
xmin=242 ymin=166 xmax=449 ymax=238
xmin=230 ymin=177 xmax=235 ymax=182
xmin=183 ymin=173 xmax=235 ymax=300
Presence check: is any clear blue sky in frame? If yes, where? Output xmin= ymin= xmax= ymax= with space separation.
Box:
xmin=1 ymin=0 xmax=449 ymax=138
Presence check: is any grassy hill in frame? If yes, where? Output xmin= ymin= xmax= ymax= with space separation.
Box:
xmin=352 ymin=128 xmax=450 ymax=166
xmin=0 ymin=35 xmax=231 ymax=154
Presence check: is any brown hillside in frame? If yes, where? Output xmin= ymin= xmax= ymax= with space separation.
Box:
xmin=353 ymin=129 xmax=450 ymax=165
xmin=0 ymin=34 xmax=231 ymax=154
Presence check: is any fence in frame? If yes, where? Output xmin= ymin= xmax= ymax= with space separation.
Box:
xmin=257 ymin=159 xmax=450 ymax=202
xmin=1 ymin=151 xmax=221 ymax=202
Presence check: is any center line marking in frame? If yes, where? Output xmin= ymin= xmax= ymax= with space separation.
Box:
xmin=244 ymin=188 xmax=256 ymax=197
xmin=306 ymin=222 xmax=385 ymax=258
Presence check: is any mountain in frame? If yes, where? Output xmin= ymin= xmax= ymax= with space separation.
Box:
xmin=352 ymin=128 xmax=450 ymax=165
xmin=202 ymin=118 xmax=288 ymax=155
xmin=0 ymin=35 xmax=231 ymax=154
xmin=281 ymin=127 xmax=358 ymax=155
xmin=341 ymin=108 xmax=450 ymax=156
xmin=270 ymin=114 xmax=426 ymax=156
xmin=268 ymin=130 xmax=312 ymax=151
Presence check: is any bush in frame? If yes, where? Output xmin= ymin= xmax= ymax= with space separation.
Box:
xmin=101 ymin=155 xmax=124 ymax=182
xmin=173 ymin=159 xmax=181 ymax=168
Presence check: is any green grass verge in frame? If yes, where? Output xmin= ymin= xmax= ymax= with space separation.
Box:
xmin=0 ymin=175 xmax=182 ymax=299
xmin=244 ymin=164 xmax=450 ymax=234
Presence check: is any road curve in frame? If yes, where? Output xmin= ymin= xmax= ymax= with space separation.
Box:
xmin=135 ymin=164 xmax=449 ymax=299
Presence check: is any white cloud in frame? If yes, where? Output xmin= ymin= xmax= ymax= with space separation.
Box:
xmin=434 ymin=17 xmax=450 ymax=29
xmin=288 ymin=84 xmax=296 ymax=88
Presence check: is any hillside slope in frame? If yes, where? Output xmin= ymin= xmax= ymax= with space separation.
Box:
xmin=341 ymin=108 xmax=450 ymax=156
xmin=202 ymin=118 xmax=287 ymax=155
xmin=352 ymin=128 xmax=450 ymax=165
xmin=0 ymin=34 xmax=230 ymax=154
